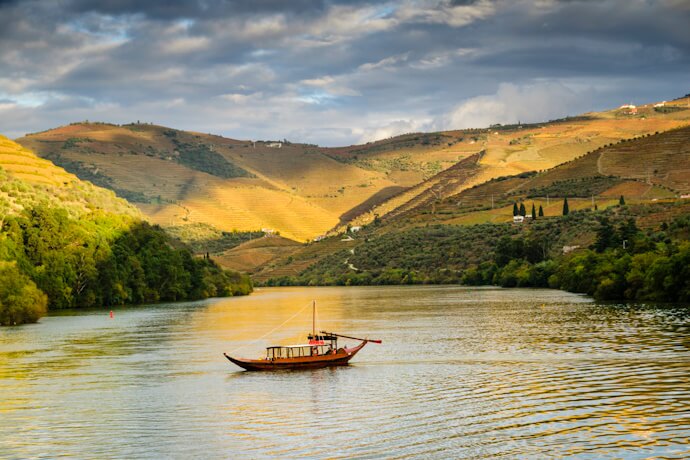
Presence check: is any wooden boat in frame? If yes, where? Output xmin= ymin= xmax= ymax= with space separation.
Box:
xmin=224 ymin=302 xmax=381 ymax=371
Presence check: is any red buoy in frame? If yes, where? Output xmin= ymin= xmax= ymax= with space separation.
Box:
xmin=109 ymin=310 xmax=113 ymax=319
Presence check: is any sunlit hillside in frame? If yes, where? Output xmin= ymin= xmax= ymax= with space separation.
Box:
xmin=16 ymin=96 xmax=690 ymax=243
xmin=251 ymin=119 xmax=690 ymax=281
xmin=18 ymin=124 xmax=400 ymax=241
xmin=332 ymin=97 xmax=690 ymax=228
xmin=0 ymin=135 xmax=138 ymax=219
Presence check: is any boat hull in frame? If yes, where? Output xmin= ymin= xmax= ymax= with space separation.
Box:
xmin=225 ymin=342 xmax=367 ymax=371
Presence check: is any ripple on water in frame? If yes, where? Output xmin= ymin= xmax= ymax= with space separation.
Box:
xmin=1 ymin=286 xmax=689 ymax=458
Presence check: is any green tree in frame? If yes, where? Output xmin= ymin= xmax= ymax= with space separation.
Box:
xmin=538 ymin=205 xmax=544 ymax=217
xmin=531 ymin=203 xmax=536 ymax=220
xmin=562 ymin=197 xmax=570 ymax=216
xmin=513 ymin=202 xmax=518 ymax=216
xmin=519 ymin=203 xmax=526 ymax=217
xmin=618 ymin=218 xmax=639 ymax=250
xmin=594 ymin=217 xmax=617 ymax=252
xmin=619 ymin=195 xmax=625 ymax=205
xmin=0 ymin=261 xmax=48 ymax=326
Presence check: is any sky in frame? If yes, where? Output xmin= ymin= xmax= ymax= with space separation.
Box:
xmin=0 ymin=0 xmax=688 ymax=146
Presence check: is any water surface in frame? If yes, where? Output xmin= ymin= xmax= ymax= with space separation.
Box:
xmin=1 ymin=286 xmax=689 ymax=458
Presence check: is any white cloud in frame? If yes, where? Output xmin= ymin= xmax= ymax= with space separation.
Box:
xmin=396 ymin=0 xmax=497 ymax=27
xmin=358 ymin=53 xmax=410 ymax=72
xmin=299 ymin=75 xmax=361 ymax=97
xmin=161 ymin=36 xmax=210 ymax=54
xmin=441 ymin=81 xmax=595 ymax=130
xmin=219 ymin=92 xmax=264 ymax=104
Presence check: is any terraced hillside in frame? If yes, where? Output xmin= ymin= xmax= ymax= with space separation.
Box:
xmin=16 ymin=97 xmax=690 ymax=245
xmin=18 ymin=124 xmax=360 ymax=241
xmin=252 ymin=119 xmax=690 ymax=281
xmin=213 ymin=235 xmax=303 ymax=275
xmin=401 ymin=125 xmax=690 ymax=228
xmin=323 ymin=97 xmax=690 ymax=229
xmin=0 ymin=135 xmax=138 ymax=219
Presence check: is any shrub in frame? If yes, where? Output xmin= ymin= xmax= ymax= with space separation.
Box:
xmin=0 ymin=261 xmax=48 ymax=326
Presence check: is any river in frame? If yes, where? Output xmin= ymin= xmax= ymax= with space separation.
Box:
xmin=1 ymin=286 xmax=689 ymax=458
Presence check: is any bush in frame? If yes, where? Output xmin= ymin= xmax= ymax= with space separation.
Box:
xmin=0 ymin=261 xmax=48 ymax=325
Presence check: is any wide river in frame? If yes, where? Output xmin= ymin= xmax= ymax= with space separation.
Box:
xmin=1 ymin=286 xmax=689 ymax=458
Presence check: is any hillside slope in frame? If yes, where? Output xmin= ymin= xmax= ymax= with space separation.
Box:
xmin=16 ymin=97 xmax=690 ymax=243
xmin=18 ymin=124 xmax=408 ymax=241
xmin=251 ymin=121 xmax=690 ymax=281
xmin=1 ymin=134 xmax=251 ymax=325
xmin=0 ymin=135 xmax=138 ymax=219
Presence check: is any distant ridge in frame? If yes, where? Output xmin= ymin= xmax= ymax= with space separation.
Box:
xmin=16 ymin=96 xmax=690 ymax=244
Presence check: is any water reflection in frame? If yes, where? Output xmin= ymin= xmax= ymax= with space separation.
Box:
xmin=1 ymin=286 xmax=689 ymax=458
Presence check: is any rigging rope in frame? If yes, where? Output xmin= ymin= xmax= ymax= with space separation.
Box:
xmin=226 ymin=300 xmax=314 ymax=355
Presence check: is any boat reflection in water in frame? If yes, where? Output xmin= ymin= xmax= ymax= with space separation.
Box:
xmin=224 ymin=301 xmax=381 ymax=371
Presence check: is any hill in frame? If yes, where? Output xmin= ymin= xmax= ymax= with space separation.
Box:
xmin=417 ymin=124 xmax=690 ymax=227
xmin=252 ymin=119 xmax=690 ymax=282
xmin=17 ymin=123 xmax=400 ymax=242
xmin=16 ymin=96 xmax=690 ymax=245
xmin=0 ymin=135 xmax=251 ymax=325
xmin=1 ymin=134 xmax=139 ymax=219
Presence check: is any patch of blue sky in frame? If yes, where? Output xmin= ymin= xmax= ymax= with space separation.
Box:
xmin=297 ymin=91 xmax=340 ymax=106
xmin=370 ymin=4 xmax=396 ymax=20
xmin=0 ymin=92 xmax=46 ymax=108
xmin=66 ymin=13 xmax=133 ymax=44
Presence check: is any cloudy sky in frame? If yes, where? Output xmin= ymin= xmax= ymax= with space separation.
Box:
xmin=0 ymin=0 xmax=688 ymax=146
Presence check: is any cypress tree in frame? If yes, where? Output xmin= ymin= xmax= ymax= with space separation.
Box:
xmin=513 ymin=202 xmax=518 ymax=216
xmin=538 ymin=205 xmax=544 ymax=217
xmin=619 ymin=195 xmax=625 ymax=206
xmin=519 ymin=202 xmax=526 ymax=216
xmin=594 ymin=216 xmax=616 ymax=252
xmin=531 ymin=203 xmax=536 ymax=219
xmin=563 ymin=197 xmax=570 ymax=215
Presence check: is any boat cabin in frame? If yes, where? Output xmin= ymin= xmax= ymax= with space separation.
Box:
xmin=265 ymin=333 xmax=339 ymax=359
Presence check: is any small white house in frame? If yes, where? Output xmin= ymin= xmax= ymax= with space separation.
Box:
xmin=350 ymin=226 xmax=362 ymax=233
xmin=267 ymin=142 xmax=282 ymax=148
xmin=619 ymin=104 xmax=637 ymax=114
xmin=513 ymin=215 xmax=524 ymax=223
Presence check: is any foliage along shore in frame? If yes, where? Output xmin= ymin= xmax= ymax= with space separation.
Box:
xmin=0 ymin=205 xmax=252 ymax=326
xmin=262 ymin=201 xmax=690 ymax=303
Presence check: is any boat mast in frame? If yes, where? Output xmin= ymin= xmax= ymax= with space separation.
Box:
xmin=312 ymin=300 xmax=316 ymax=338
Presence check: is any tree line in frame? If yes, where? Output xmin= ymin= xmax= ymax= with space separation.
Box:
xmin=0 ymin=206 xmax=252 ymax=326
xmin=265 ymin=204 xmax=690 ymax=303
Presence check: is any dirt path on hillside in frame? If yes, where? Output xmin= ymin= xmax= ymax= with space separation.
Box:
xmin=597 ymin=151 xmax=605 ymax=175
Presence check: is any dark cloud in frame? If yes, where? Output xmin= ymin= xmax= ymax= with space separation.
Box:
xmin=0 ymin=0 xmax=688 ymax=145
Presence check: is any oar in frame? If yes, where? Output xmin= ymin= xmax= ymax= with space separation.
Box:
xmin=320 ymin=331 xmax=382 ymax=344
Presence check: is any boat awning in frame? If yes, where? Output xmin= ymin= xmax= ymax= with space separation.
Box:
xmin=267 ymin=344 xmax=326 ymax=349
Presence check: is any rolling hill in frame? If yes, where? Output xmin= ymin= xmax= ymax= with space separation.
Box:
xmin=0 ymin=134 xmax=251 ymax=324
xmin=0 ymin=134 xmax=138 ymax=219
xmin=16 ymin=96 xmax=690 ymax=244
xmin=250 ymin=117 xmax=690 ymax=282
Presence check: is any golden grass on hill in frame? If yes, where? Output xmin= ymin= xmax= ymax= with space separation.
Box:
xmin=16 ymin=97 xmax=690 ymax=243
xmin=0 ymin=134 xmax=138 ymax=219
xmin=213 ymin=236 xmax=301 ymax=273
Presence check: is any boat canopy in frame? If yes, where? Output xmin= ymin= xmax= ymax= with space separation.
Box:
xmin=265 ymin=343 xmax=334 ymax=359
